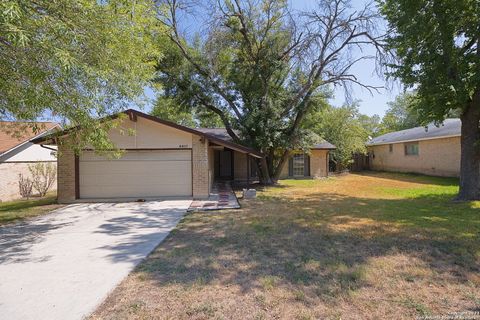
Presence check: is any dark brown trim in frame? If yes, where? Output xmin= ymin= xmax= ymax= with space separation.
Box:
xmin=127 ymin=110 xmax=137 ymax=122
xmin=191 ymin=148 xmax=194 ymax=196
xmin=75 ymin=155 xmax=80 ymax=199
xmin=246 ymin=154 xmax=250 ymax=186
xmin=31 ymin=109 xmax=264 ymax=158
xmin=311 ymin=147 xmax=337 ymax=150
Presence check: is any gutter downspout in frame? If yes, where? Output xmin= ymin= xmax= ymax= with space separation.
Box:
xmin=40 ymin=144 xmax=57 ymax=152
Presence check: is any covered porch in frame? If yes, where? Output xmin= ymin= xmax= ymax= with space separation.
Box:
xmin=208 ymin=145 xmax=260 ymax=188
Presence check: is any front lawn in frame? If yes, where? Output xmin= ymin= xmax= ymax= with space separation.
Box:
xmin=0 ymin=194 xmax=63 ymax=225
xmin=91 ymin=172 xmax=480 ymax=319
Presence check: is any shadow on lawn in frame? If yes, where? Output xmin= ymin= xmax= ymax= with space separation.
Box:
xmin=134 ymin=188 xmax=480 ymax=299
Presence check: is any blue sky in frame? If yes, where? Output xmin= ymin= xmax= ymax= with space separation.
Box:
xmin=289 ymin=0 xmax=401 ymax=117
xmin=145 ymin=0 xmax=401 ymax=118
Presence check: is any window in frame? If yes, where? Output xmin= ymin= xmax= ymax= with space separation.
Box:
xmin=292 ymin=154 xmax=305 ymax=176
xmin=404 ymin=142 xmax=419 ymax=156
xmin=389 ymin=144 xmax=393 ymax=153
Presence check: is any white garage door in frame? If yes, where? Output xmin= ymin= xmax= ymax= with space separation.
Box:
xmin=79 ymin=150 xmax=192 ymax=199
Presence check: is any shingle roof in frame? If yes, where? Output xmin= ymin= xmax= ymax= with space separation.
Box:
xmin=195 ymin=128 xmax=237 ymax=141
xmin=367 ymin=119 xmax=461 ymax=146
xmin=312 ymin=141 xmax=337 ymax=150
xmin=0 ymin=121 xmax=60 ymax=155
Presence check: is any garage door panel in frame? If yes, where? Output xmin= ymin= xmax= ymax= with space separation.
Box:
xmin=81 ymin=150 xmax=191 ymax=161
xmin=79 ymin=150 xmax=192 ymax=199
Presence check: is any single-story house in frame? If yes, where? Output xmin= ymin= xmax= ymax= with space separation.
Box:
xmin=366 ymin=119 xmax=461 ymax=177
xmin=32 ymin=109 xmax=335 ymax=203
xmin=0 ymin=121 xmax=60 ymax=201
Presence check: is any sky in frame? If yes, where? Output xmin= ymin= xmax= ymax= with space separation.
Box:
xmin=289 ymin=0 xmax=402 ymax=117
xmin=144 ymin=0 xmax=402 ymax=118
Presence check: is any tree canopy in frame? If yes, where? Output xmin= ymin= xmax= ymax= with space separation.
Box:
xmin=379 ymin=92 xmax=421 ymax=134
xmin=306 ymin=102 xmax=373 ymax=170
xmin=1 ymin=0 xmax=163 ymax=151
xmin=379 ymin=0 xmax=480 ymax=200
xmin=156 ymin=0 xmax=384 ymax=183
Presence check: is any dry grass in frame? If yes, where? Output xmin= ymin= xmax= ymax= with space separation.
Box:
xmin=91 ymin=172 xmax=480 ymax=320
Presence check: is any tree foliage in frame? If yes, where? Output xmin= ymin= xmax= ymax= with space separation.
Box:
xmin=380 ymin=91 xmax=421 ymax=134
xmin=157 ymin=0 xmax=384 ymax=183
xmin=151 ymin=96 xmax=223 ymax=128
xmin=307 ymin=102 xmax=372 ymax=170
xmin=379 ymin=0 xmax=480 ymax=200
xmin=1 ymin=0 xmax=163 ymax=152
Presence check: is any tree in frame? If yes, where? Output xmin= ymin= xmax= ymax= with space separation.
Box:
xmin=307 ymin=102 xmax=372 ymax=170
xmin=379 ymin=0 xmax=480 ymax=200
xmin=1 ymin=0 xmax=162 ymax=152
xmin=156 ymin=0 xmax=384 ymax=183
xmin=358 ymin=113 xmax=382 ymax=137
xmin=151 ymin=96 xmax=223 ymax=128
xmin=380 ymin=92 xmax=421 ymax=134
xmin=29 ymin=162 xmax=56 ymax=197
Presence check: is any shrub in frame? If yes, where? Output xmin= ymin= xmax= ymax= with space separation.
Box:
xmin=18 ymin=174 xmax=33 ymax=199
xmin=28 ymin=163 xmax=56 ymax=197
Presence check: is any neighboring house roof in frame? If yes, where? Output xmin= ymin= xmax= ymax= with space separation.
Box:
xmin=195 ymin=128 xmax=336 ymax=150
xmin=367 ymin=119 xmax=461 ymax=146
xmin=0 ymin=121 xmax=60 ymax=157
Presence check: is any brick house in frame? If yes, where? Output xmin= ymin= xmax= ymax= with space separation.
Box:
xmin=0 ymin=122 xmax=60 ymax=201
xmin=366 ymin=119 xmax=461 ymax=177
xmin=32 ymin=109 xmax=335 ymax=203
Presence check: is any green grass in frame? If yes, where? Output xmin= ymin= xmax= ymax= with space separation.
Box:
xmin=91 ymin=172 xmax=480 ymax=320
xmin=0 ymin=194 xmax=62 ymax=224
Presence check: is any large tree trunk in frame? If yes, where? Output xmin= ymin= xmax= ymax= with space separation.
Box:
xmin=272 ymin=150 xmax=291 ymax=182
xmin=457 ymin=100 xmax=480 ymax=201
xmin=259 ymin=157 xmax=274 ymax=185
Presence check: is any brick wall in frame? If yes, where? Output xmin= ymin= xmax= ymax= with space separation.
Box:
xmin=57 ymin=145 xmax=76 ymax=203
xmin=368 ymin=136 xmax=461 ymax=177
xmin=192 ymin=136 xmax=209 ymax=199
xmin=0 ymin=162 xmax=57 ymax=202
xmin=279 ymin=150 xmax=329 ymax=179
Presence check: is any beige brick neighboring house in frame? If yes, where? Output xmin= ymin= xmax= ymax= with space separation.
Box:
xmin=33 ymin=109 xmax=335 ymax=203
xmin=0 ymin=122 xmax=60 ymax=202
xmin=366 ymin=119 xmax=461 ymax=177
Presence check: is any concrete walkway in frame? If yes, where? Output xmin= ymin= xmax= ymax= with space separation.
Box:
xmin=0 ymin=200 xmax=191 ymax=320
xmin=189 ymin=181 xmax=240 ymax=211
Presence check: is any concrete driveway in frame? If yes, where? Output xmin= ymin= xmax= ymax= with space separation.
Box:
xmin=0 ymin=200 xmax=191 ymax=320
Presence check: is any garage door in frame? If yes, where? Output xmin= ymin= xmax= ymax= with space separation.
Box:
xmin=79 ymin=150 xmax=192 ymax=199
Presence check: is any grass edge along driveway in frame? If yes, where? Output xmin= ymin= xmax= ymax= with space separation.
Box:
xmin=0 ymin=194 xmax=63 ymax=225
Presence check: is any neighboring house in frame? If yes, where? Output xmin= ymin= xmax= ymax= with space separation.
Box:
xmin=0 ymin=122 xmax=61 ymax=202
xmin=32 ymin=109 xmax=335 ymax=203
xmin=366 ymin=119 xmax=461 ymax=177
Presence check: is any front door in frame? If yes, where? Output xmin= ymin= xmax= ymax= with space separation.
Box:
xmin=215 ymin=149 xmax=233 ymax=180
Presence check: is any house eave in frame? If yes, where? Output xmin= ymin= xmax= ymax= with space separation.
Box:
xmin=366 ymin=134 xmax=461 ymax=147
